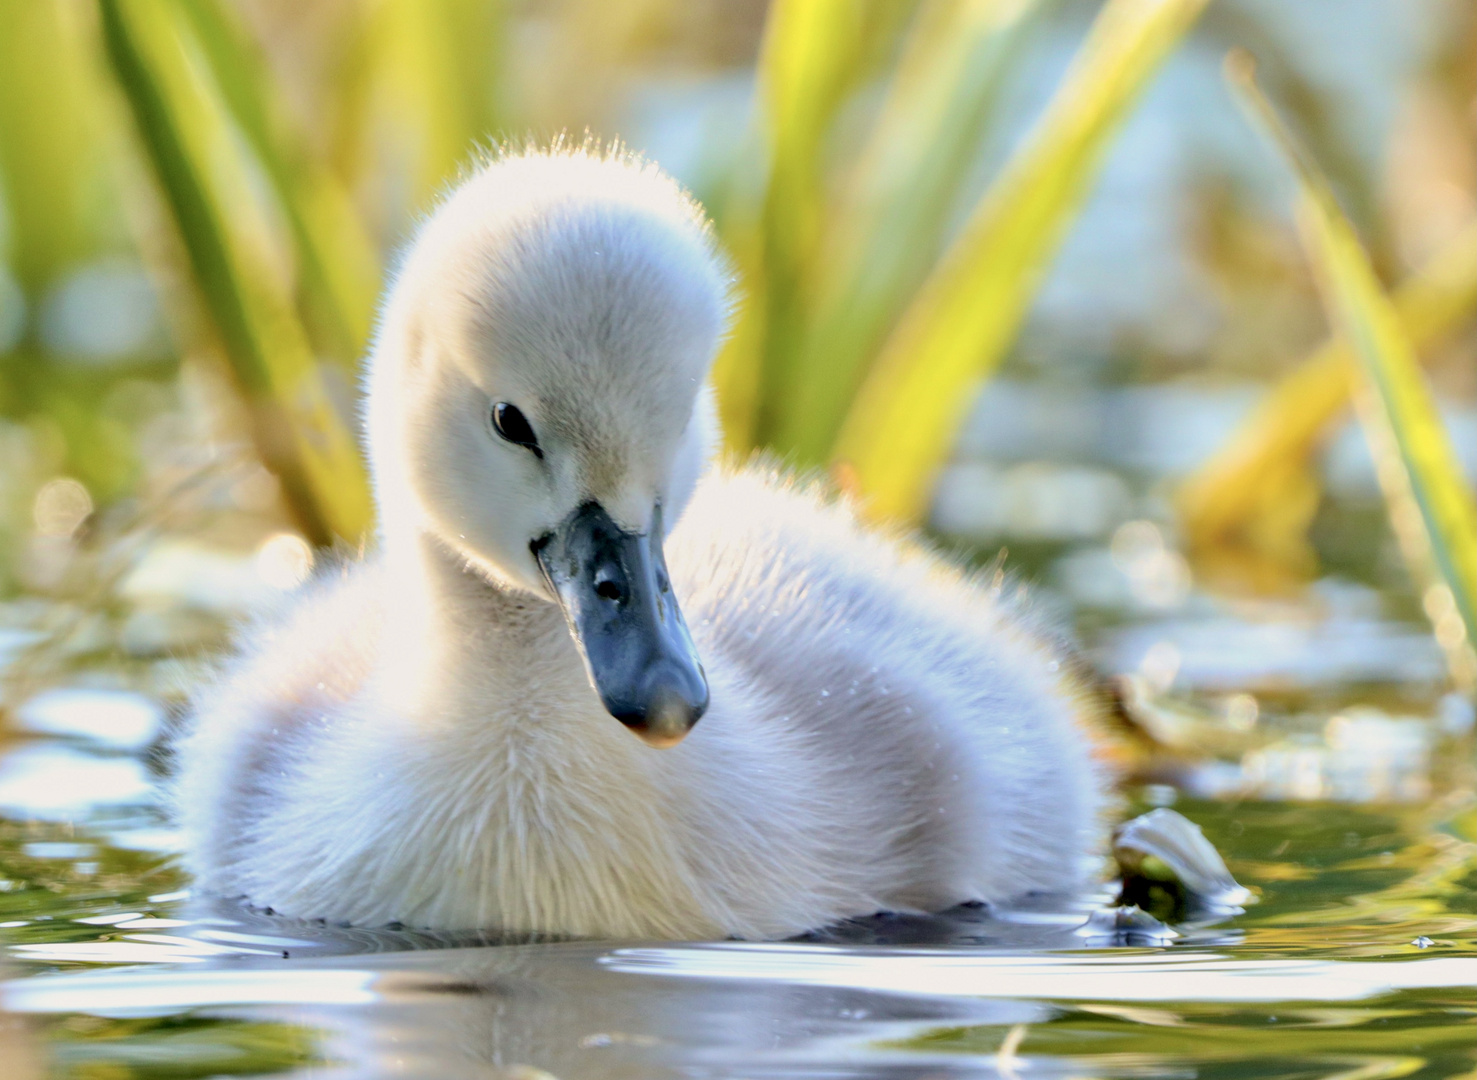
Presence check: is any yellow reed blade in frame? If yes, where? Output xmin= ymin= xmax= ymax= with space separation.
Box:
xmin=731 ymin=0 xmax=881 ymax=449
xmin=834 ymin=0 xmax=1210 ymax=524
xmin=1227 ymin=52 xmax=1477 ymax=676
xmin=99 ymin=0 xmax=372 ymax=545
xmin=1179 ymin=219 xmax=1477 ymax=556
xmin=780 ymin=0 xmax=1048 ymax=464
xmin=173 ymin=0 xmax=382 ymax=366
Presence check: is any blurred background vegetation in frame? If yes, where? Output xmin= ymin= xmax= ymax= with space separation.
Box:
xmin=0 ymin=0 xmax=1473 ymax=726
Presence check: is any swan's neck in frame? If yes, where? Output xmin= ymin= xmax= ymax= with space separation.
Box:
xmin=374 ymin=526 xmax=598 ymax=738
xmin=360 ymin=526 xmax=718 ymax=934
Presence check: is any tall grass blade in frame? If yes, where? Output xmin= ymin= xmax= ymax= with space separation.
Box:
xmin=0 ymin=0 xmax=103 ymax=291
xmin=1202 ymin=4 xmax=1393 ymax=266
xmin=1179 ymin=218 xmax=1477 ymax=558
xmin=834 ymin=0 xmax=1210 ymax=523
xmin=332 ymin=0 xmax=505 ymax=218
xmin=173 ymin=0 xmax=381 ymax=366
xmin=1226 ymin=54 xmax=1477 ymax=675
xmin=743 ymin=0 xmax=878 ymax=449
xmin=779 ymin=0 xmax=1048 ymax=463
xmin=98 ymin=0 xmax=372 ymax=546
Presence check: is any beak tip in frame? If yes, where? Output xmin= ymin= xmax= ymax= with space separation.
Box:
xmin=618 ymin=684 xmax=707 ymax=749
xmin=630 ymin=726 xmax=692 ymax=749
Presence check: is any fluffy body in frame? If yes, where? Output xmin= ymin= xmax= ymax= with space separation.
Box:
xmin=176 ymin=147 xmax=1107 ymax=940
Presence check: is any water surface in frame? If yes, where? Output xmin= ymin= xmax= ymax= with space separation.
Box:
xmin=2 ymin=726 xmax=1472 ymax=1078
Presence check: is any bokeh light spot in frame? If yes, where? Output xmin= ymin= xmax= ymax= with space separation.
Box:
xmin=33 ymin=478 xmax=94 ymax=539
xmin=255 ymin=532 xmax=314 ymax=590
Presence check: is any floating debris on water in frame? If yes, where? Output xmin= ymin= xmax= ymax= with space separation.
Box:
xmin=1113 ymin=808 xmax=1253 ymax=922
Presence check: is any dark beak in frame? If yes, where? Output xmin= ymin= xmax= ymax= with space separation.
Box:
xmin=533 ymin=502 xmax=708 ymax=747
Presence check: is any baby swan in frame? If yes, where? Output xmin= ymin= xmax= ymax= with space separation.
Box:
xmin=177 ymin=147 xmax=1109 ymax=940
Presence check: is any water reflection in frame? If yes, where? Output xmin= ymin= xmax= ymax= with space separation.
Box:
xmin=45 ymin=1013 xmax=327 ymax=1079
xmin=604 ymin=943 xmax=1477 ymax=1002
xmin=6 ymin=938 xmax=1476 ymax=1079
xmin=12 ymin=688 xmax=163 ymax=750
xmin=0 ymin=743 xmax=151 ymax=820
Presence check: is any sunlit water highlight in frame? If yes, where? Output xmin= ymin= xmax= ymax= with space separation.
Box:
xmin=4 ymin=932 xmax=1475 ymax=1078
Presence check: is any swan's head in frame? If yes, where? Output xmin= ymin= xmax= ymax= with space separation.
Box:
xmin=368 ymin=148 xmax=730 ymax=747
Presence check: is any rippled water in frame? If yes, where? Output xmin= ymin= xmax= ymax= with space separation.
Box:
xmin=1 ymin=706 xmax=1473 ymax=1079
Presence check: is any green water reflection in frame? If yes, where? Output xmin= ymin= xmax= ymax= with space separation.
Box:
xmin=0 ymin=818 xmax=179 ymax=952
xmin=44 ymin=1015 xmax=326 ymax=1080
xmin=1190 ymin=799 xmax=1477 ymax=957
xmin=898 ymin=988 xmax=1475 ymax=1079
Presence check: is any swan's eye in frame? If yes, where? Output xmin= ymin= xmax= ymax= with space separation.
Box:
xmin=492 ymin=402 xmax=542 ymax=459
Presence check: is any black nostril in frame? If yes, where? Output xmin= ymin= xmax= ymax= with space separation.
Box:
xmin=595 ymin=579 xmax=624 ymax=602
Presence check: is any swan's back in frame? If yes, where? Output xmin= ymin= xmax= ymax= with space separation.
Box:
xmin=670 ymin=466 xmax=1109 ymax=904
